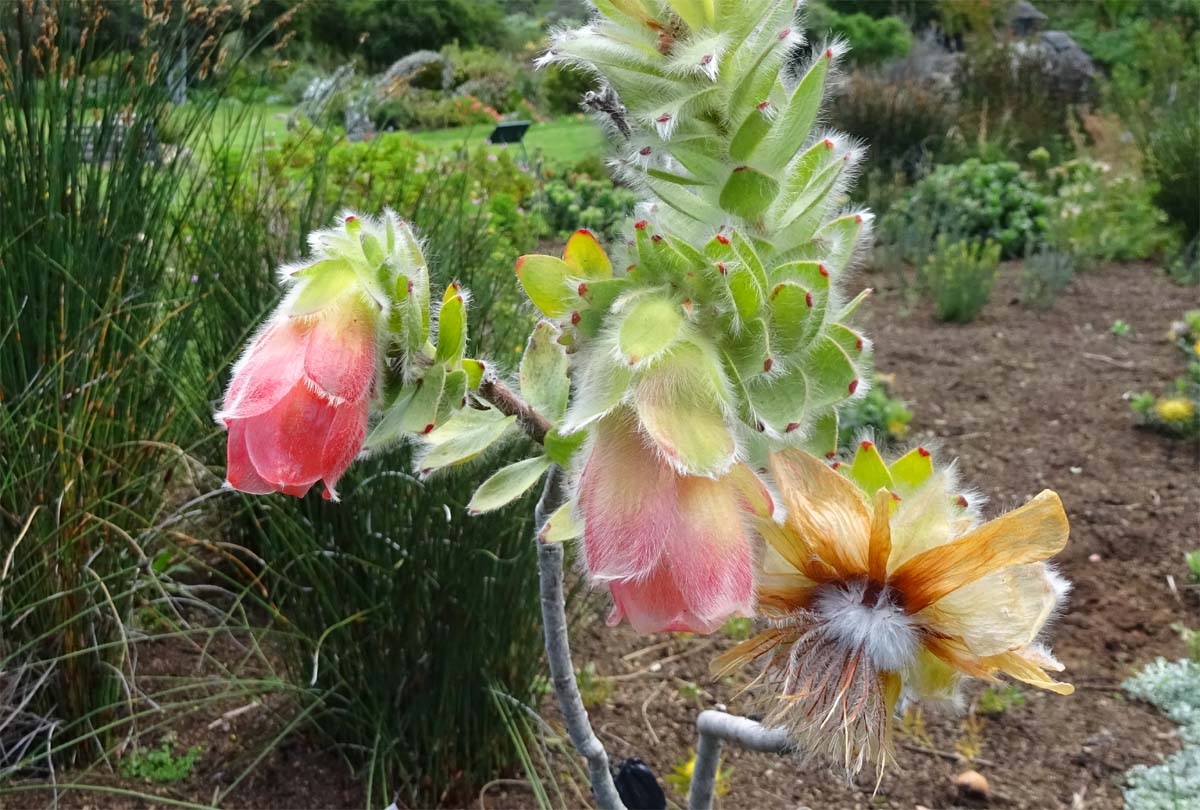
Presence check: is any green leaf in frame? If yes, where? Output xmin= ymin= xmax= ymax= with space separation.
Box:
xmin=719 ymin=166 xmax=779 ymax=220
xmin=399 ymin=363 xmax=447 ymax=435
xmin=726 ymin=266 xmax=763 ymax=321
xmin=747 ymin=363 xmax=808 ymax=434
xmin=363 ymin=383 xmax=418 ymax=451
xmin=618 ymin=295 xmax=686 ymax=367
xmin=729 ymin=103 xmax=773 ymax=163
xmin=544 ymin=428 xmax=587 ymax=467
xmin=443 ymin=369 xmax=468 ymax=417
xmin=520 ymin=321 xmax=570 ymax=422
xmin=816 ymin=213 xmax=869 ymax=275
xmin=435 ymin=286 xmax=467 ymax=364
xmin=539 ymin=500 xmax=582 ymax=543
xmin=890 ymin=447 xmax=934 ymax=495
xmin=418 ymin=407 xmax=516 ymax=472
xmin=800 ymin=410 xmax=838 ymax=458
xmin=804 ymin=336 xmax=859 ymax=412
xmin=849 ymin=440 xmax=893 ymax=494
xmin=760 ymin=51 xmax=832 ymax=173
xmin=563 ymin=351 xmax=632 ymax=431
xmin=723 ymin=317 xmax=771 ymax=381
xmin=515 ymin=254 xmax=573 ymax=317
xmin=644 ymin=176 xmax=726 ymax=225
xmin=633 ymin=339 xmax=735 ymax=475
xmin=467 ymin=456 xmax=552 ymax=515
xmin=666 ymin=0 xmax=714 ymax=30
xmin=462 ymin=358 xmax=486 ymax=389
xmin=289 ymin=261 xmax=357 ymax=317
xmin=769 ymin=281 xmax=813 ymax=353
xmin=827 ymin=323 xmax=867 ymax=361
xmin=562 ymin=229 xmax=613 ymax=278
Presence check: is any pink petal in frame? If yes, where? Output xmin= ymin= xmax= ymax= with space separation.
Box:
xmin=244 ymin=382 xmax=335 ymax=493
xmin=304 ymin=303 xmax=376 ymax=403
xmin=219 ymin=320 xmax=309 ymax=422
xmin=224 ymin=421 xmax=276 ymax=494
xmin=578 ymin=411 xmax=676 ymax=581
xmin=319 ymin=399 xmax=368 ymax=500
xmin=663 ymin=472 xmax=755 ymax=628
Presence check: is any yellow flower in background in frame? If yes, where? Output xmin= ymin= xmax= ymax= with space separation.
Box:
xmin=1192 ymin=339 xmax=1200 ymax=356
xmin=1156 ymin=397 xmax=1196 ymax=424
xmin=715 ymin=446 xmax=1072 ymax=777
xmin=667 ymin=751 xmax=731 ymax=798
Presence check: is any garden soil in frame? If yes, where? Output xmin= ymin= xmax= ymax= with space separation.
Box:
xmin=8 ymin=262 xmax=1198 ymax=810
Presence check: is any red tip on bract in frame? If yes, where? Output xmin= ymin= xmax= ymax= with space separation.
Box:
xmin=570 ymin=311 xmax=581 ymax=325
xmin=860 ymin=440 xmax=874 ymax=450
xmin=407 ymin=279 xmax=414 ymax=293
xmin=786 ymin=422 xmax=800 ymax=433
xmin=422 ymin=423 xmax=435 ymax=434
xmin=805 ymin=291 xmax=813 ymax=308
xmin=701 ymin=54 xmax=713 ymax=65
xmin=831 ymin=461 xmax=842 ymax=469
xmin=763 ymin=357 xmax=773 ymax=373
xmin=855 ymin=338 xmax=863 ymax=351
xmin=717 ymin=262 xmax=728 ymax=275
xmin=778 ymin=28 xmax=791 ymax=40
xmin=854 ymin=214 xmax=864 ymax=224
xmin=626 ymin=264 xmax=637 ymax=273
xmin=918 ymin=446 xmax=931 ymax=458
xmin=639 ymin=146 xmax=652 ymax=156
xmin=655 ymin=113 xmax=672 ymax=123
xmin=733 ymin=165 xmax=748 ymax=172
xmin=715 ymin=234 xmax=730 ymax=245
xmin=956 ymin=494 xmax=969 ymax=508
xmin=577 ymin=282 xmax=588 ymax=296
xmin=848 ymin=379 xmax=859 ymax=394
xmin=757 ymin=100 xmax=771 ymax=111
xmin=824 ymin=47 xmax=833 ymax=58
xmin=635 ymin=220 xmax=649 ymax=230
xmin=345 ymin=215 xmax=357 ymax=223
xmin=818 ymin=263 xmax=829 ymax=277
xmin=823 ymin=138 xmax=834 ymax=149
xmin=891 ymin=491 xmax=903 ymax=502
xmin=515 ymin=255 xmax=527 ymax=271
xmin=575 ymin=228 xmax=595 ymax=239
xmin=651 ymin=234 xmax=664 ymax=243
xmin=825 ymin=451 xmax=837 ymax=459
xmin=448 ymin=281 xmax=460 ymax=292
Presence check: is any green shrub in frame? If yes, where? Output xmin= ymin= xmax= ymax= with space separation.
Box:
xmin=1046 ymin=159 xmax=1179 ymax=262
xmin=255 ymin=457 xmax=546 ymax=807
xmin=540 ymin=63 xmax=599 ymax=115
xmin=831 ymin=70 xmax=955 ymax=178
xmin=120 ymin=741 xmax=202 ymax=784
xmin=917 ymin=237 xmax=1001 ymax=323
xmin=534 ymin=175 xmax=638 ymax=242
xmin=1145 ymin=106 xmax=1200 ymax=242
xmin=805 ymin=2 xmax=912 ymax=66
xmin=836 ymin=374 xmax=914 ymax=452
xmin=0 ymin=0 xmax=258 ymax=765
xmin=1019 ymin=251 xmax=1075 ymax=310
xmin=881 ymin=160 xmax=1050 ymax=260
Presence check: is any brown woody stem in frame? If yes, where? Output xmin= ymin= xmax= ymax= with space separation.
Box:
xmin=477 ymin=378 xmax=553 ymax=445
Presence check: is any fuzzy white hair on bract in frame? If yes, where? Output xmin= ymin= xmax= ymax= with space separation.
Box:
xmin=814 ymin=580 xmax=919 ymax=673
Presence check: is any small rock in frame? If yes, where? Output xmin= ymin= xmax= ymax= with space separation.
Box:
xmin=953 ymin=770 xmax=990 ymax=802
xmin=1089 ymin=553 xmax=1101 ymax=562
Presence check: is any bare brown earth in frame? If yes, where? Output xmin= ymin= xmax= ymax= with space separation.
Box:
xmin=7 ymin=261 xmax=1199 ymax=809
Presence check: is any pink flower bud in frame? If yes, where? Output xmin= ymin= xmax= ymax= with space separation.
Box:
xmin=217 ymin=302 xmax=376 ymax=501
xmin=578 ymin=412 xmax=772 ymax=634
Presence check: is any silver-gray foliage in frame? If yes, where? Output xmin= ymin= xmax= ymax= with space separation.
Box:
xmin=1122 ymin=658 xmax=1200 ymax=810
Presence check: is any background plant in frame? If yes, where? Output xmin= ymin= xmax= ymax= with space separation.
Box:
xmin=880 ymin=160 xmax=1049 ymax=260
xmin=916 ymin=236 xmax=1002 ymax=323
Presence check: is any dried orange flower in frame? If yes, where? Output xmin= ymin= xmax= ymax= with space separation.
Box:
xmin=714 ymin=444 xmax=1072 ymax=775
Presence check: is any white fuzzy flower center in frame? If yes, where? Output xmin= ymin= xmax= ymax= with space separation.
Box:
xmin=814 ymin=579 xmax=918 ymax=673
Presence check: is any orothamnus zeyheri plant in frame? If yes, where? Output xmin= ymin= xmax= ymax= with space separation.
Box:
xmin=213 ymin=0 xmax=1074 ymax=798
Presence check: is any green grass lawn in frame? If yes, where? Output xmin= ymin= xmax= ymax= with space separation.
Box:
xmin=202 ymin=100 xmax=293 ymax=152
xmin=410 ymin=116 xmax=606 ymax=166
xmin=197 ymin=101 xmax=605 ymax=166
